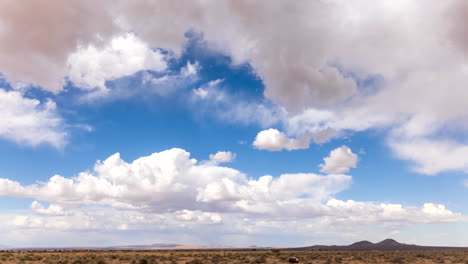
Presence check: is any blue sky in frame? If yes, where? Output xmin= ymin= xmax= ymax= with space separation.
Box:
xmin=0 ymin=1 xmax=468 ymax=248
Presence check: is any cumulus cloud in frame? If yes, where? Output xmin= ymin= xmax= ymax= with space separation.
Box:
xmin=1 ymin=1 xmax=468 ymax=109
xmin=0 ymin=147 xmax=464 ymax=247
xmin=1 ymin=0 xmax=468 ymax=170
xmin=0 ymin=1 xmax=463 ymax=167
xmin=0 ymin=148 xmax=351 ymax=217
xmin=0 ymin=1 xmax=450 ymax=107
xmin=0 ymin=0 xmax=117 ymax=92
xmin=0 ymin=147 xmax=462 ymax=225
xmin=67 ymin=33 xmax=167 ymax=98
xmin=253 ymin=128 xmax=310 ymax=151
xmin=30 ymin=201 xmax=66 ymax=216
xmin=320 ymin=146 xmax=358 ymax=174
xmin=0 ymin=89 xmax=66 ymax=148
xmin=209 ymin=151 xmax=236 ymax=164
xmin=71 ymin=59 xmax=200 ymax=102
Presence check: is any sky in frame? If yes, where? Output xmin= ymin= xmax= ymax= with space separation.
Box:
xmin=0 ymin=0 xmax=468 ymax=248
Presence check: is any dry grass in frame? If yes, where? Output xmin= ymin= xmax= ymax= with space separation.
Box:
xmin=0 ymin=250 xmax=466 ymax=264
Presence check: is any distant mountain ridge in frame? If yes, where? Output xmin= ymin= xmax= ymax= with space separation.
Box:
xmin=2 ymin=239 xmax=467 ymax=252
xmin=124 ymin=243 xmax=181 ymax=248
xmin=291 ymin=238 xmax=468 ymax=251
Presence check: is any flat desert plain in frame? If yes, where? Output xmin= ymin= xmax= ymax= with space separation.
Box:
xmin=0 ymin=250 xmax=467 ymax=264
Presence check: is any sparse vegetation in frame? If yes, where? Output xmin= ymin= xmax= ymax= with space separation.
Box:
xmin=0 ymin=250 xmax=466 ymax=264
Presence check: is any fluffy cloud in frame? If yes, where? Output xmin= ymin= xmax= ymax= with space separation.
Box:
xmin=0 ymin=147 xmax=464 ymax=247
xmin=209 ymin=151 xmax=236 ymax=164
xmin=253 ymin=128 xmax=310 ymax=151
xmin=1 ymin=0 xmax=460 ymax=109
xmin=0 ymin=0 xmax=117 ymax=92
xmin=0 ymin=148 xmax=462 ymax=225
xmin=0 ymin=148 xmax=351 ymax=217
xmin=30 ymin=201 xmax=66 ymax=216
xmin=319 ymin=146 xmax=358 ymax=174
xmin=0 ymin=89 xmax=66 ymax=148
xmin=67 ymin=33 xmax=167 ymax=98
xmin=3 ymin=1 xmax=468 ymax=172
xmin=1 ymin=3 xmax=468 ymax=108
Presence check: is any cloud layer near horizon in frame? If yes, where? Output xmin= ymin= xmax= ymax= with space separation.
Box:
xmin=0 ymin=148 xmax=462 ymax=224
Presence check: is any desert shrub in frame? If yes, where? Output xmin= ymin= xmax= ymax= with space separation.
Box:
xmin=186 ymin=259 xmax=203 ymax=264
xmin=391 ymin=256 xmax=405 ymax=264
xmin=251 ymin=255 xmax=267 ymax=263
xmin=238 ymin=257 xmax=250 ymax=263
xmin=95 ymin=258 xmax=107 ymax=264
xmin=415 ymin=253 xmax=427 ymax=258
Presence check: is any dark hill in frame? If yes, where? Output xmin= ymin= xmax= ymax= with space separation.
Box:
xmin=289 ymin=239 xmax=468 ymax=251
xmin=377 ymin=239 xmax=400 ymax=246
xmin=348 ymin=240 xmax=375 ymax=250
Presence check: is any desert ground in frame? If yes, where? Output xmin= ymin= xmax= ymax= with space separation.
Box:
xmin=0 ymin=250 xmax=467 ymax=264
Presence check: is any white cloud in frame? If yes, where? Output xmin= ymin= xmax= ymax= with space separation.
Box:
xmin=6 ymin=1 xmax=468 ymax=173
xmin=253 ymin=128 xmax=310 ymax=151
xmin=1 ymin=1 xmax=468 ymax=134
xmin=0 ymin=147 xmax=462 ymax=225
xmin=389 ymin=138 xmax=468 ymax=175
xmin=30 ymin=201 xmax=66 ymax=216
xmin=0 ymin=148 xmax=351 ymax=217
xmin=0 ymin=89 xmax=66 ymax=148
xmin=191 ymin=80 xmax=287 ymax=128
xmin=326 ymin=199 xmax=462 ymax=224
xmin=193 ymin=87 xmax=208 ymax=98
xmin=180 ymin=61 xmax=200 ymax=77
xmin=67 ymin=33 xmax=167 ymax=98
xmin=193 ymin=79 xmax=223 ymax=99
xmin=0 ymin=1 xmax=118 ymax=92
xmin=0 ymin=198 xmax=463 ymax=247
xmin=175 ymin=210 xmax=222 ymax=224
xmin=320 ymin=146 xmax=358 ymax=174
xmin=0 ymin=147 xmax=464 ymax=246
xmin=71 ymin=59 xmax=200 ymax=102
xmin=136 ymin=62 xmax=200 ymax=98
xmin=0 ymin=209 xmax=463 ymax=247
xmin=209 ymin=151 xmax=236 ymax=164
